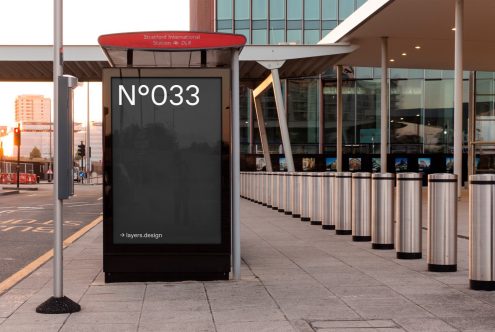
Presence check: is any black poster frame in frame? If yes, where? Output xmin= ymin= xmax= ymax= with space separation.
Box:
xmin=102 ymin=68 xmax=231 ymax=281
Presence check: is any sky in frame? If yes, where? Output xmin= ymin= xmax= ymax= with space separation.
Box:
xmin=0 ymin=0 xmax=190 ymax=127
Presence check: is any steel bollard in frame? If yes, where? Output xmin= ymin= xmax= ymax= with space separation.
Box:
xmin=321 ymin=173 xmax=335 ymax=230
xmin=352 ymin=172 xmax=372 ymax=241
xmin=300 ymin=173 xmax=310 ymax=222
xmin=334 ymin=172 xmax=352 ymax=235
xmin=263 ymin=172 xmax=269 ymax=206
xmin=371 ymin=173 xmax=395 ymax=249
xmin=309 ymin=173 xmax=323 ymax=225
xmin=428 ymin=173 xmax=457 ymax=272
xmin=469 ymin=174 xmax=495 ymax=291
xmin=272 ymin=173 xmax=279 ymax=210
xmin=278 ymin=173 xmax=285 ymax=212
xmin=396 ymin=173 xmax=422 ymax=259
xmin=292 ymin=173 xmax=301 ymax=218
xmin=266 ymin=172 xmax=272 ymax=208
xmin=285 ymin=173 xmax=292 ymax=215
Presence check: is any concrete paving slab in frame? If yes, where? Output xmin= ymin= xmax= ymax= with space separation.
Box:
xmin=216 ymin=320 xmax=295 ymax=332
xmin=393 ymin=317 xmax=458 ymax=332
xmin=138 ymin=320 xmax=215 ymax=332
xmin=60 ymin=323 xmax=138 ymax=332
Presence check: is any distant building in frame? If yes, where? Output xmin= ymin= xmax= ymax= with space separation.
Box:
xmin=15 ymin=95 xmax=51 ymax=123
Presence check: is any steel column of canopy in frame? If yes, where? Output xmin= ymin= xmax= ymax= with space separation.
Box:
xmin=381 ymin=37 xmax=389 ymax=172
xmin=454 ymin=0 xmax=463 ymax=198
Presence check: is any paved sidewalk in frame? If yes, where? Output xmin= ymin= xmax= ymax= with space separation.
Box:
xmin=1 ymin=197 xmax=495 ymax=331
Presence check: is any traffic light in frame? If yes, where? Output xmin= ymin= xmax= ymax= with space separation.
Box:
xmin=13 ymin=126 xmax=21 ymax=146
xmin=77 ymin=143 xmax=86 ymax=157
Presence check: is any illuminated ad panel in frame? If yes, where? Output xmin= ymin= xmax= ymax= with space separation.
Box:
xmin=110 ymin=75 xmax=223 ymax=244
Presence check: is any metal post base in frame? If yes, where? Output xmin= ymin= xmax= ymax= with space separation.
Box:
xmin=352 ymin=235 xmax=371 ymax=242
xmin=301 ymin=217 xmax=310 ymax=222
xmin=284 ymin=211 xmax=292 ymax=215
xmin=292 ymin=214 xmax=301 ymax=218
xmin=372 ymin=243 xmax=394 ymax=250
xmin=470 ymin=280 xmax=495 ymax=291
xmin=428 ymin=264 xmax=457 ymax=272
xmin=278 ymin=209 xmax=284 ymax=212
xmin=322 ymin=225 xmax=335 ymax=230
xmin=36 ymin=296 xmax=81 ymax=314
xmin=336 ymin=230 xmax=352 ymax=235
xmin=310 ymin=221 xmax=322 ymax=225
xmin=396 ymin=252 xmax=422 ymax=259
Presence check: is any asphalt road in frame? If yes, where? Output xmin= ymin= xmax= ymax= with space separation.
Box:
xmin=0 ymin=184 xmax=102 ymax=283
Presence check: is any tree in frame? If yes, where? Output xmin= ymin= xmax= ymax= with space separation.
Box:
xmin=29 ymin=146 xmax=41 ymax=159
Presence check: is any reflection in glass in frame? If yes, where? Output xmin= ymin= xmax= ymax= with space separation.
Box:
xmin=304 ymin=0 xmax=320 ymax=20
xmin=270 ymin=0 xmax=285 ymax=20
xmin=322 ymin=0 xmax=338 ymax=20
xmin=252 ymin=0 xmax=268 ymax=19
xmin=288 ymin=79 xmax=319 ymax=153
xmin=235 ymin=0 xmax=249 ymax=19
xmin=217 ymin=0 xmax=232 ymax=19
xmin=287 ymin=0 xmax=302 ymax=19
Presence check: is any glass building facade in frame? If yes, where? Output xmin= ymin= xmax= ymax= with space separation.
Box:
xmin=213 ymin=0 xmax=494 ymax=174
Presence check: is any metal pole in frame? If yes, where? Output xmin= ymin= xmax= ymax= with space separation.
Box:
xmin=318 ymin=75 xmax=324 ymax=154
xmin=336 ymin=65 xmax=343 ymax=172
xmin=381 ymin=37 xmax=389 ymax=172
xmin=232 ymin=50 xmax=241 ymax=280
xmin=454 ymin=0 xmax=464 ymax=198
xmin=16 ymin=128 xmax=20 ymax=190
xmin=86 ymin=82 xmax=90 ymax=181
xmin=271 ymin=69 xmax=295 ymax=172
xmin=468 ymin=71 xmax=475 ymax=178
xmin=53 ymin=0 xmax=63 ymax=299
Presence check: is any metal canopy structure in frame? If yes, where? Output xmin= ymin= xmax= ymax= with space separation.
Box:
xmin=0 ymin=45 xmax=107 ymax=81
xmin=319 ymin=0 xmax=495 ymax=71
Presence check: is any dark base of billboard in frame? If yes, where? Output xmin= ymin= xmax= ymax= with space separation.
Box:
xmin=104 ymin=254 xmax=230 ymax=282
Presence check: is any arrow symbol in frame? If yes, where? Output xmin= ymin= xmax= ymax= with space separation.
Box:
xmin=120 ymin=233 xmax=125 ymax=237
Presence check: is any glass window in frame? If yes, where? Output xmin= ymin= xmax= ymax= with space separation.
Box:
xmin=424 ymin=80 xmax=454 ymax=153
xmin=287 ymin=30 xmax=302 ymax=44
xmin=270 ymin=0 xmax=285 ymax=20
xmin=322 ymin=20 xmax=337 ymax=29
xmin=288 ymin=0 xmax=302 ymax=20
xmin=304 ymin=30 xmax=320 ymax=44
xmin=252 ymin=20 xmax=268 ymax=29
xmin=304 ymin=21 xmax=320 ymax=29
xmin=235 ymin=29 xmax=250 ymax=43
xmin=356 ymin=0 xmax=367 ymax=8
xmin=235 ymin=20 xmax=250 ymax=29
xmin=235 ymin=0 xmax=249 ymax=19
xmin=304 ymin=0 xmax=320 ymax=20
xmin=252 ymin=0 xmax=268 ymax=19
xmin=239 ymin=86 xmax=251 ymax=153
xmin=270 ymin=20 xmax=285 ymax=29
xmin=217 ymin=0 xmax=233 ymax=19
xmin=253 ymin=89 xmax=282 ymax=149
xmin=287 ymin=20 xmax=302 ymax=29
xmin=270 ymin=29 xmax=285 ymax=44
xmin=356 ymin=80 xmax=381 ymax=153
xmin=288 ymin=79 xmax=319 ymax=153
xmin=252 ymin=29 xmax=268 ymax=44
xmin=217 ymin=20 xmax=233 ymax=30
xmin=339 ymin=0 xmax=355 ymax=20
xmin=322 ymin=0 xmax=337 ymax=20
xmin=323 ymin=80 xmax=357 ymax=151
xmin=218 ymin=28 xmax=233 ymax=34
xmin=389 ymin=79 xmax=423 ymax=153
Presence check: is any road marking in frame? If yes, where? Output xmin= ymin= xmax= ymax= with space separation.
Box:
xmin=18 ymin=207 xmax=43 ymax=210
xmin=97 ymin=197 xmax=103 ymax=201
xmin=67 ymin=203 xmax=101 ymax=208
xmin=0 ymin=215 xmax=103 ymax=295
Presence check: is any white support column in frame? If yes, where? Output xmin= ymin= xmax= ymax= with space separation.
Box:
xmin=231 ymin=50 xmax=241 ymax=280
xmin=336 ymin=65 xmax=343 ymax=172
xmin=454 ymin=0 xmax=464 ymax=197
xmin=252 ymin=95 xmax=273 ymax=171
xmin=271 ymin=69 xmax=295 ymax=172
xmin=380 ymin=37 xmax=389 ymax=173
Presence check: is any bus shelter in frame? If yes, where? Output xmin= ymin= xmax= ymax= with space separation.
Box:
xmin=98 ymin=31 xmax=245 ymax=282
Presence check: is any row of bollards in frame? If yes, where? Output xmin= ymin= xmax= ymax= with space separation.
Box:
xmin=241 ymin=171 xmax=495 ymax=291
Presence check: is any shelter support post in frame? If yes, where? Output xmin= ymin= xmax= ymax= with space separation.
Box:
xmin=252 ymin=77 xmax=273 ymax=172
xmin=318 ymin=75 xmax=324 ymax=154
xmin=336 ymin=65 xmax=343 ymax=172
xmin=454 ymin=0 xmax=463 ymax=197
xmin=231 ymin=50 xmax=241 ymax=280
xmin=380 ymin=37 xmax=389 ymax=172
xmin=468 ymin=71 xmax=475 ymax=178
xmin=271 ymin=69 xmax=295 ymax=172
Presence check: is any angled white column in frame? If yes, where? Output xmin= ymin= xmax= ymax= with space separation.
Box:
xmin=380 ymin=37 xmax=389 ymax=172
xmin=271 ymin=68 xmax=295 ymax=172
xmin=454 ymin=0 xmax=463 ymax=197
xmin=252 ymin=75 xmax=274 ymax=172
xmin=252 ymin=97 xmax=273 ymax=171
xmin=336 ymin=65 xmax=343 ymax=172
